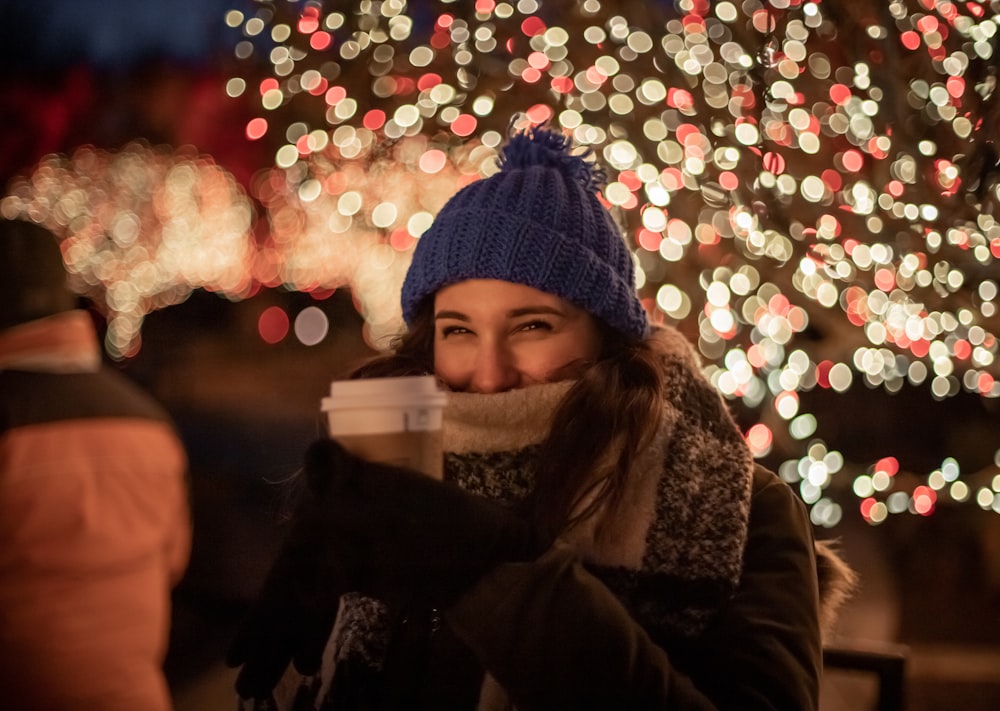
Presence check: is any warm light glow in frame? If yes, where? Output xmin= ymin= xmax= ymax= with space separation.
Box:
xmin=2 ymin=143 xmax=255 ymax=359
xmin=4 ymin=0 xmax=998 ymax=523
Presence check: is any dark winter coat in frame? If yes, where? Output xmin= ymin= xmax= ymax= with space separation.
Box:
xmin=258 ymin=326 xmax=853 ymax=710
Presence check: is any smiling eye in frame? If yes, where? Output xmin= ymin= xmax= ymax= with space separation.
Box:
xmin=518 ymin=320 xmax=553 ymax=332
xmin=439 ymin=325 xmax=471 ymax=338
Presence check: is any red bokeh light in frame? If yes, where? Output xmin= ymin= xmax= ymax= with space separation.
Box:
xmin=258 ymin=306 xmax=289 ymax=345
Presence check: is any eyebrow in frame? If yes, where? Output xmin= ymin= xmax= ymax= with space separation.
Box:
xmin=434 ymin=305 xmax=568 ymax=321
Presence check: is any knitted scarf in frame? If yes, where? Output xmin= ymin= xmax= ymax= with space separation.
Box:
xmin=440 ymin=325 xmax=755 ymax=638
xmin=263 ymin=327 xmax=755 ymax=710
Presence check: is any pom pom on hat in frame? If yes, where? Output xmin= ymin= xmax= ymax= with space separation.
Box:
xmin=400 ymin=122 xmax=648 ymax=341
xmin=497 ymin=127 xmax=605 ymax=193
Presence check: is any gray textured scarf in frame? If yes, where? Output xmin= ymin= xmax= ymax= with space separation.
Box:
xmin=440 ymin=326 xmax=755 ymax=636
xmin=278 ymin=327 xmax=755 ymax=710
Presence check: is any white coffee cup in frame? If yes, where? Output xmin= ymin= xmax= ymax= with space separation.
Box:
xmin=321 ymin=375 xmax=449 ymax=479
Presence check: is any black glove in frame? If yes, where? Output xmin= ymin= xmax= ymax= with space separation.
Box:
xmin=226 ymin=437 xmax=546 ymax=700
xmin=225 ymin=443 xmax=363 ymax=700
xmin=314 ymin=438 xmax=546 ymax=606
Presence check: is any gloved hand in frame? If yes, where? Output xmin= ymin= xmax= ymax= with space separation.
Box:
xmin=226 ymin=437 xmax=546 ymax=700
xmin=316 ymin=438 xmax=546 ymax=606
xmin=225 ymin=441 xmax=363 ymax=700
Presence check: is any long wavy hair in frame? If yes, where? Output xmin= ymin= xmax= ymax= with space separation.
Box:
xmin=348 ymin=299 xmax=668 ymax=542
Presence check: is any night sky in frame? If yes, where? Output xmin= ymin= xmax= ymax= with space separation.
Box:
xmin=0 ymin=0 xmax=249 ymax=71
xmin=0 ymin=0 xmax=268 ymax=189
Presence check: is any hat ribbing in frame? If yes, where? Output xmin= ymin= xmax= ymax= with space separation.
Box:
xmin=400 ymin=124 xmax=648 ymax=341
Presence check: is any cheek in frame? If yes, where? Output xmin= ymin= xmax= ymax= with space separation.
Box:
xmin=521 ymin=340 xmax=593 ymax=381
xmin=432 ymin=342 xmax=465 ymax=386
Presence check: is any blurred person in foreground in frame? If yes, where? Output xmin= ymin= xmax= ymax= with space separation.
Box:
xmin=227 ymin=122 xmax=855 ymax=710
xmin=0 ymin=218 xmax=191 ymax=710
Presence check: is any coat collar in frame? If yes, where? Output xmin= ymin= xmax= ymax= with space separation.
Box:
xmin=0 ymin=311 xmax=102 ymax=373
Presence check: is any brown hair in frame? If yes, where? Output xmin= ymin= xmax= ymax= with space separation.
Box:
xmin=347 ymin=300 xmax=666 ymax=541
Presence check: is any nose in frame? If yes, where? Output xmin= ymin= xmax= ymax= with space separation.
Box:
xmin=469 ymin=340 xmax=520 ymax=393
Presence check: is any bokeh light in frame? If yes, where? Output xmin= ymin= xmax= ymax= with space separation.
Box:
xmin=5 ymin=0 xmax=1000 ymax=524
xmin=1 ymin=142 xmax=256 ymax=359
xmin=293 ymin=305 xmax=329 ymax=346
xmin=258 ymin=305 xmax=290 ymax=344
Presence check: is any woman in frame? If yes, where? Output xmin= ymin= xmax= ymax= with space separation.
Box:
xmin=228 ymin=123 xmax=854 ymax=710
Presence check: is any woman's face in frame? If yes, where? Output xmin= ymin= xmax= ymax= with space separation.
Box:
xmin=433 ymin=279 xmax=603 ymax=393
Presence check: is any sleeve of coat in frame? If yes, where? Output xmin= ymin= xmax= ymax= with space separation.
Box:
xmin=444 ymin=466 xmax=822 ymax=711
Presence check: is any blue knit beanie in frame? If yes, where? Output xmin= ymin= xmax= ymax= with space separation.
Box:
xmin=400 ymin=124 xmax=647 ymax=341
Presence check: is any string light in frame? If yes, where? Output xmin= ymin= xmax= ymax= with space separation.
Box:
xmin=1 ymin=142 xmax=256 ymax=359
xmin=222 ymin=0 xmax=999 ymax=525
xmin=4 ymin=0 xmax=999 ymax=523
